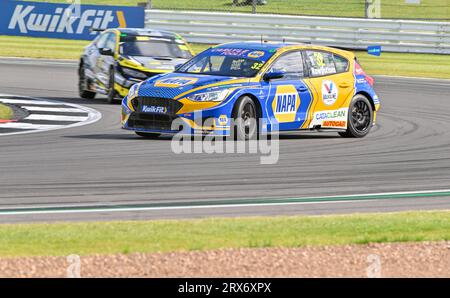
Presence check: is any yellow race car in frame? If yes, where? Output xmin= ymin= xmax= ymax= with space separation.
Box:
xmin=78 ymin=28 xmax=194 ymax=103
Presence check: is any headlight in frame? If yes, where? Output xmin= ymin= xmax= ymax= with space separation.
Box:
xmin=121 ymin=67 xmax=147 ymax=79
xmin=187 ymin=89 xmax=229 ymax=102
xmin=128 ymin=82 xmax=141 ymax=101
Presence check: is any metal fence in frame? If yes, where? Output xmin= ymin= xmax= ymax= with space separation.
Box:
xmin=147 ymin=0 xmax=450 ymax=21
xmin=145 ymin=9 xmax=450 ymax=54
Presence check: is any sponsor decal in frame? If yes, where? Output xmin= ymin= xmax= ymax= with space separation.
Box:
xmin=271 ymin=85 xmax=300 ymax=123
xmin=217 ymin=115 xmax=229 ymax=127
xmin=367 ymin=45 xmax=382 ymax=57
xmin=154 ymin=77 xmax=198 ymax=88
xmin=321 ymin=80 xmax=338 ymax=106
xmin=355 ymin=63 xmax=365 ymax=75
xmin=142 ymin=105 xmax=167 ymax=114
xmin=314 ymin=109 xmax=346 ymax=121
xmin=210 ymin=48 xmax=250 ymax=56
xmin=309 ymin=108 xmax=348 ymax=129
xmin=0 ymin=0 xmax=144 ymax=40
xmin=356 ymin=78 xmax=367 ymax=84
xmin=247 ymin=51 xmax=265 ymax=59
xmin=275 ymin=94 xmax=297 ymax=114
xmin=322 ymin=120 xmax=346 ymax=128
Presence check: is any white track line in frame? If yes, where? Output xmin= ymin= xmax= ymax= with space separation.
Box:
xmin=25 ymin=114 xmax=88 ymax=122
xmin=0 ymin=94 xmax=102 ymax=136
xmin=1 ymin=189 xmax=449 ymax=216
xmin=21 ymin=106 xmax=85 ymax=113
xmin=0 ymin=199 xmax=368 ymax=216
xmin=0 ymin=98 xmax=60 ymax=105
xmin=0 ymin=122 xmax=63 ymax=130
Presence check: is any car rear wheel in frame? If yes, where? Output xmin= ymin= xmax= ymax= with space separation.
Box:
xmin=339 ymin=94 xmax=373 ymax=138
xmin=107 ymin=68 xmax=118 ymax=104
xmin=232 ymin=96 xmax=258 ymax=141
xmin=78 ymin=64 xmax=96 ymax=99
xmin=135 ymin=132 xmax=161 ymax=139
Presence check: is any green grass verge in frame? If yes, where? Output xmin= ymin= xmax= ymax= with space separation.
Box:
xmin=25 ymin=0 xmax=450 ymax=19
xmin=0 ymin=36 xmax=89 ymax=60
xmin=1 ymin=36 xmax=449 ymax=79
xmin=0 ymin=211 xmax=449 ymax=257
xmin=0 ymin=104 xmax=13 ymax=120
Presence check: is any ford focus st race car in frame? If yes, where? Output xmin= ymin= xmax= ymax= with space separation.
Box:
xmin=78 ymin=28 xmax=194 ymax=103
xmin=121 ymin=42 xmax=380 ymax=139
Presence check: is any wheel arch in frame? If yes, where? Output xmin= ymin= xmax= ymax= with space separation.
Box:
xmin=236 ymin=93 xmax=263 ymax=120
xmin=355 ymin=91 xmax=375 ymax=111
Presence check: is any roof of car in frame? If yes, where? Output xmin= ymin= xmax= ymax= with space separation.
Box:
xmin=216 ymin=41 xmax=354 ymax=59
xmin=215 ymin=41 xmax=295 ymax=51
xmin=114 ymin=28 xmax=181 ymax=39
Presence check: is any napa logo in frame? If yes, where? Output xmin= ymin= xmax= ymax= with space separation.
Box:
xmin=275 ymin=94 xmax=297 ymax=114
xmin=217 ymin=115 xmax=229 ymax=127
xmin=271 ymin=85 xmax=300 ymax=123
xmin=142 ymin=105 xmax=167 ymax=114
xmin=154 ymin=77 xmax=198 ymax=88
xmin=0 ymin=1 xmax=144 ymax=40
xmin=322 ymin=80 xmax=338 ymax=106
xmin=247 ymin=51 xmax=265 ymax=59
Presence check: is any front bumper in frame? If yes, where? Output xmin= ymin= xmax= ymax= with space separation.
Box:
xmin=114 ymin=72 xmax=144 ymax=98
xmin=121 ymin=96 xmax=233 ymax=136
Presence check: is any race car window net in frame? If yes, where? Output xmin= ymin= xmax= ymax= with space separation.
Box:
xmin=176 ymin=48 xmax=275 ymax=78
xmin=119 ymin=40 xmax=193 ymax=59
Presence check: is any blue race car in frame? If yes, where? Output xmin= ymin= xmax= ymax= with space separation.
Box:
xmin=121 ymin=42 xmax=380 ymax=139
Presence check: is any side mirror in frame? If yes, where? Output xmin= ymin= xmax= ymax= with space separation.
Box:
xmin=263 ymin=70 xmax=285 ymax=81
xmin=99 ymin=47 xmax=114 ymax=56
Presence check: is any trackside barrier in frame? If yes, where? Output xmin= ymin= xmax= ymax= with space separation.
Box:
xmin=145 ymin=9 xmax=450 ymax=54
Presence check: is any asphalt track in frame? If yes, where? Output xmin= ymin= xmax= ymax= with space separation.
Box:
xmin=0 ymin=58 xmax=450 ymax=223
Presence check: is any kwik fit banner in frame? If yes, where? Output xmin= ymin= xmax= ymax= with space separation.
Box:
xmin=0 ymin=0 xmax=145 ymax=40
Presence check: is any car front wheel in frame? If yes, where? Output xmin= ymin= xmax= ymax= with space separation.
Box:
xmin=78 ymin=64 xmax=96 ymax=99
xmin=107 ymin=68 xmax=118 ymax=104
xmin=232 ymin=96 xmax=258 ymax=141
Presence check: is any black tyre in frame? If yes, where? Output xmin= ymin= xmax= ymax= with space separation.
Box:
xmin=339 ymin=94 xmax=373 ymax=138
xmin=135 ymin=132 xmax=161 ymax=139
xmin=232 ymin=96 xmax=258 ymax=141
xmin=107 ymin=68 xmax=118 ymax=104
xmin=78 ymin=63 xmax=96 ymax=99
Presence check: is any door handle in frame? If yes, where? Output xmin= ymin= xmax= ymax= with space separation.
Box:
xmin=297 ymin=87 xmax=308 ymax=92
xmin=339 ymin=82 xmax=351 ymax=88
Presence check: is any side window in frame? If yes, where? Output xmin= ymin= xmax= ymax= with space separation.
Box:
xmin=105 ymin=33 xmax=117 ymax=53
xmin=268 ymin=51 xmax=304 ymax=80
xmin=96 ymin=33 xmax=109 ymax=49
xmin=304 ymin=51 xmax=336 ymax=77
xmin=210 ymin=56 xmax=225 ymax=72
xmin=334 ymin=54 xmax=349 ymax=73
xmin=184 ymin=56 xmax=209 ymax=73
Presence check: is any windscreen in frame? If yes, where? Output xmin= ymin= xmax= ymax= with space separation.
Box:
xmin=176 ymin=47 xmax=275 ymax=77
xmin=119 ymin=36 xmax=193 ymax=59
